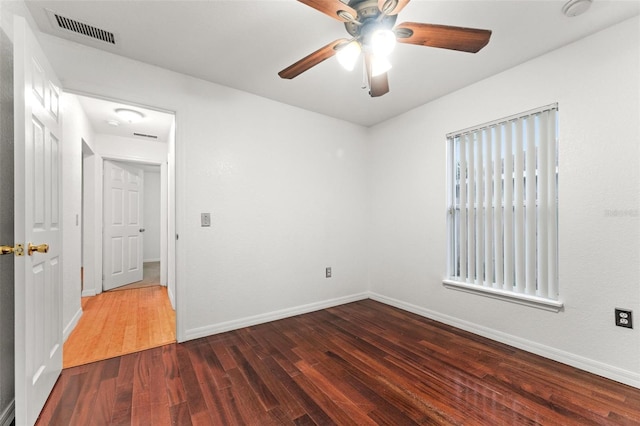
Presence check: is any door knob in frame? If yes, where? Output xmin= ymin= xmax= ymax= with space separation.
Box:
xmin=139 ymin=228 xmax=145 ymax=233
xmin=1 ymin=244 xmax=24 ymax=256
xmin=28 ymin=243 xmax=49 ymax=256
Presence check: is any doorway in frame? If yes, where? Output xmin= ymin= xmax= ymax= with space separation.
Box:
xmin=105 ymin=161 xmax=162 ymax=292
xmin=67 ymin=93 xmax=177 ymax=367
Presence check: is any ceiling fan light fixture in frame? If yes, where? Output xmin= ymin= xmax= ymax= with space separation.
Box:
xmin=371 ymin=55 xmax=392 ymax=77
xmin=115 ymin=108 xmax=145 ymax=123
xmin=336 ymin=40 xmax=362 ymax=71
xmin=371 ymin=29 xmax=396 ymax=57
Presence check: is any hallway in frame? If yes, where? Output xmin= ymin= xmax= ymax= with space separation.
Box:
xmin=63 ymin=263 xmax=175 ymax=368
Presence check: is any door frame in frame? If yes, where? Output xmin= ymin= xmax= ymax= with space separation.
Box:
xmin=83 ymin=154 xmax=170 ymax=295
xmin=76 ymin=93 xmax=176 ymax=308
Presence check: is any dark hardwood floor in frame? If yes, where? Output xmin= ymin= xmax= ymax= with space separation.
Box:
xmin=36 ymin=299 xmax=640 ymax=425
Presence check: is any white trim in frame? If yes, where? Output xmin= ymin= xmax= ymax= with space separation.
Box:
xmin=144 ymin=258 xmax=161 ymax=263
xmin=369 ymin=292 xmax=640 ymax=389
xmin=167 ymin=285 xmax=175 ymax=310
xmin=183 ymin=293 xmax=369 ymax=342
xmin=63 ymin=307 xmax=83 ymax=342
xmin=81 ymin=289 xmax=96 ymax=297
xmin=442 ymin=279 xmax=564 ymax=312
xmin=0 ymin=401 xmax=14 ymax=426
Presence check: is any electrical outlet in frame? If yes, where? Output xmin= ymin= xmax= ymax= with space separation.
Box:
xmin=201 ymin=213 xmax=211 ymax=227
xmin=615 ymin=308 xmax=633 ymax=329
xmin=325 ymin=267 xmax=332 ymax=278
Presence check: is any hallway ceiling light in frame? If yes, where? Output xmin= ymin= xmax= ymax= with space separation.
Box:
xmin=115 ymin=108 xmax=144 ymax=123
xmin=562 ymin=0 xmax=592 ymax=17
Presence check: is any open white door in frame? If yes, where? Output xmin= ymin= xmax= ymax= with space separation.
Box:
xmin=13 ymin=16 xmax=63 ymax=425
xmin=103 ymin=160 xmax=144 ymax=291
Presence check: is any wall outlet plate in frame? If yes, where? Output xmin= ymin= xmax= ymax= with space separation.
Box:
xmin=325 ymin=267 xmax=332 ymax=278
xmin=615 ymin=308 xmax=633 ymax=328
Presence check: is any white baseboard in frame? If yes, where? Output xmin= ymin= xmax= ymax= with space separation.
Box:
xmin=81 ymin=289 xmax=96 ymax=297
xmin=0 ymin=400 xmax=14 ymax=426
xmin=144 ymin=258 xmax=160 ymax=263
xmin=167 ymin=286 xmax=175 ymax=310
xmin=63 ymin=307 xmax=83 ymax=342
xmin=184 ymin=292 xmax=369 ymax=342
xmin=369 ymin=292 xmax=640 ymax=389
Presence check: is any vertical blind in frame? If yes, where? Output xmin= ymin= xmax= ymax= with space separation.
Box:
xmin=447 ymin=104 xmax=558 ymax=300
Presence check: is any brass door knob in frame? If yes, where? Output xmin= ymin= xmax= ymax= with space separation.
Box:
xmin=28 ymin=243 xmax=49 ymax=256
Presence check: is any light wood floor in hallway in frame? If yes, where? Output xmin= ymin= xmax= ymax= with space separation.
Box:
xmin=63 ymin=276 xmax=175 ymax=368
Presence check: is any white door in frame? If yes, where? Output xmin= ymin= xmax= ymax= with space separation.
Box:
xmin=103 ymin=160 xmax=144 ymax=291
xmin=13 ymin=16 xmax=63 ymax=426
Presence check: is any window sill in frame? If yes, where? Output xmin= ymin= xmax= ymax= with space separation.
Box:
xmin=442 ymin=279 xmax=564 ymax=312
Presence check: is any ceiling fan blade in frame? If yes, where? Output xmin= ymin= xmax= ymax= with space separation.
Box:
xmin=395 ymin=22 xmax=492 ymax=53
xmin=378 ymin=0 xmax=411 ymax=16
xmin=364 ymin=53 xmax=390 ymax=98
xmin=297 ymin=0 xmax=358 ymax=22
xmin=278 ymin=39 xmax=348 ymax=80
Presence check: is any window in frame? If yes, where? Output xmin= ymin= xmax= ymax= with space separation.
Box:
xmin=444 ymin=104 xmax=562 ymax=311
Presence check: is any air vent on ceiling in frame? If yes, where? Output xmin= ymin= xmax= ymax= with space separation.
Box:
xmin=133 ymin=133 xmax=158 ymax=140
xmin=48 ymin=10 xmax=115 ymax=45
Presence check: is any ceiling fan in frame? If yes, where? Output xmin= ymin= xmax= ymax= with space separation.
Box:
xmin=278 ymin=0 xmax=492 ymax=97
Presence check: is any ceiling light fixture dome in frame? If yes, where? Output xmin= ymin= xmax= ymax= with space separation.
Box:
xmin=115 ymin=108 xmax=144 ymax=123
xmin=371 ymin=55 xmax=392 ymax=77
xmin=562 ymin=0 xmax=592 ymax=17
xmin=371 ymin=29 xmax=396 ymax=57
xmin=336 ymin=40 xmax=362 ymax=71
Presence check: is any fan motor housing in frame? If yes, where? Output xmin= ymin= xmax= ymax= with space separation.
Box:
xmin=344 ymin=0 xmax=397 ymax=39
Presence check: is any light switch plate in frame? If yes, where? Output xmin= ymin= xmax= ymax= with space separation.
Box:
xmin=201 ymin=213 xmax=211 ymax=227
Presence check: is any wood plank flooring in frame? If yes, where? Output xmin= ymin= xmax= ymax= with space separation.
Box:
xmin=63 ymin=285 xmax=175 ymax=368
xmin=40 ymin=299 xmax=640 ymax=425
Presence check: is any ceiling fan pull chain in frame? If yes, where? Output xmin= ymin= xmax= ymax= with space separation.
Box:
xmin=361 ymin=59 xmax=368 ymax=90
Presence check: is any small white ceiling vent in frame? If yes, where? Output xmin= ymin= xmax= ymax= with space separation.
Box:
xmin=46 ymin=9 xmax=115 ymax=45
xmin=133 ymin=132 xmax=159 ymax=140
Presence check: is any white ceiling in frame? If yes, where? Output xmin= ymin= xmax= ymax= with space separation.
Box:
xmin=75 ymin=94 xmax=174 ymax=143
xmin=27 ymin=0 xmax=640 ymax=127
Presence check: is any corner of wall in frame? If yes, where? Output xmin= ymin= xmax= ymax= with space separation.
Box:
xmin=63 ymin=307 xmax=83 ymax=342
xmin=0 ymin=400 xmax=14 ymax=426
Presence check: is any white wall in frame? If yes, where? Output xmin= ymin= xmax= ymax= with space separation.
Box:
xmin=81 ymin=143 xmax=102 ymax=297
xmin=368 ymin=16 xmax=640 ymax=387
xmin=61 ymin=94 xmax=95 ymax=339
xmin=38 ymin=34 xmax=370 ymax=342
xmin=143 ymin=171 xmax=161 ymax=262
xmin=94 ymin=134 xmax=168 ymax=164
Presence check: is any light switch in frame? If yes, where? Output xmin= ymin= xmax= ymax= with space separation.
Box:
xmin=201 ymin=213 xmax=211 ymax=227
